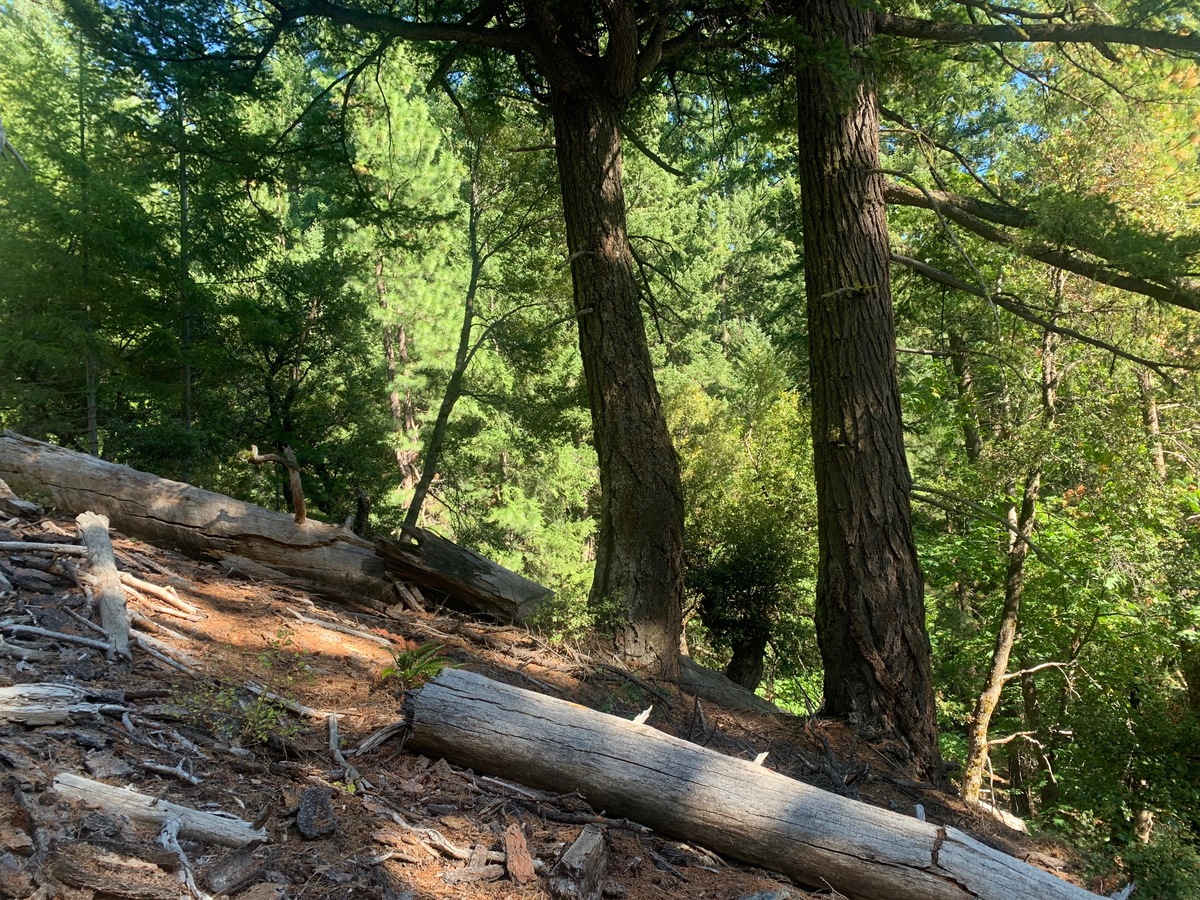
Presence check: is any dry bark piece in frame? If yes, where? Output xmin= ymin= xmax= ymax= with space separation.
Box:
xmin=504 ymin=822 xmax=538 ymax=884
xmin=48 ymin=841 xmax=178 ymax=899
xmin=204 ymin=844 xmax=276 ymax=892
xmin=296 ymin=787 xmax=337 ymax=838
xmin=404 ymin=668 xmax=1103 ymax=900
xmin=443 ymin=863 xmax=505 ymax=884
xmin=0 ymin=850 xmax=34 ymax=898
xmin=549 ymin=825 xmax=608 ymax=900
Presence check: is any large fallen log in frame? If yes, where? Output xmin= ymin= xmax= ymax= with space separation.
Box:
xmin=0 ymin=431 xmax=392 ymax=604
xmin=0 ymin=432 xmax=546 ymax=621
xmin=405 ymin=668 xmax=1102 ymax=900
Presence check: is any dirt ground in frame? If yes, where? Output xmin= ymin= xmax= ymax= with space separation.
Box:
xmin=0 ymin=499 xmax=1113 ymax=899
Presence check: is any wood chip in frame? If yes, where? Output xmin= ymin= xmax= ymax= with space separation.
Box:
xmin=504 ymin=822 xmax=538 ymax=884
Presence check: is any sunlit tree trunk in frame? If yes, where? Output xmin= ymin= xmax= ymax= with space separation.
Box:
xmin=794 ymin=0 xmax=939 ymax=772
xmin=553 ymin=89 xmax=683 ymax=678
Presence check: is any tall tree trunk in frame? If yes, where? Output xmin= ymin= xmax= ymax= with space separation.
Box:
xmin=77 ymin=36 xmax=98 ymax=458
xmin=949 ymin=331 xmax=983 ymax=462
xmin=406 ymin=168 xmax=484 ymax=528
xmin=177 ymin=86 xmax=193 ymax=483
xmin=794 ymin=0 xmax=938 ymax=771
xmin=552 ymin=91 xmax=683 ymax=679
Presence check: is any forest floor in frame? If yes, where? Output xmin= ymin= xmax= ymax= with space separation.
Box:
xmin=0 ymin=498 xmax=1116 ymax=900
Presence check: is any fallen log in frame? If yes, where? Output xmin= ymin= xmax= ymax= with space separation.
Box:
xmin=0 ymin=431 xmax=392 ymax=604
xmin=375 ymin=526 xmax=551 ymax=622
xmin=405 ymin=668 xmax=1102 ymax=900
xmin=0 ymin=431 xmax=547 ymax=621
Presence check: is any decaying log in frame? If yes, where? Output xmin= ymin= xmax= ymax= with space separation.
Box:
xmin=0 ymin=431 xmax=389 ymax=603
xmin=77 ymin=511 xmax=131 ymax=660
xmin=0 ymin=477 xmax=41 ymax=517
xmin=52 ymin=773 xmax=268 ymax=847
xmin=677 ymin=656 xmax=778 ymax=715
xmin=375 ymin=525 xmax=550 ymax=622
xmin=405 ymin=669 xmax=1102 ymax=900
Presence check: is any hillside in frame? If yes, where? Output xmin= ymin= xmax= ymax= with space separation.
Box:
xmin=0 ymin=490 xmax=1108 ymax=900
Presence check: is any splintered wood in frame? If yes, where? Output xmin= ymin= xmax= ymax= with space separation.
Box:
xmin=77 ymin=511 xmax=131 ymax=659
xmin=52 ymin=773 xmax=268 ymax=847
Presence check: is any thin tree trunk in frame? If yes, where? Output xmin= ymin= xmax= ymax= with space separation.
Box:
xmin=960 ymin=467 xmax=1041 ymax=803
xmin=177 ymin=85 xmax=193 ymax=483
xmin=960 ymin=272 xmax=1062 ymax=803
xmin=948 ymin=331 xmax=983 ymax=462
xmin=552 ymin=90 xmax=683 ymax=679
xmin=378 ymin=261 xmax=421 ymax=493
xmin=78 ymin=37 xmax=98 ymax=458
xmin=406 ymin=167 xmax=484 ymax=528
xmin=794 ymin=0 xmax=938 ymax=771
xmin=1136 ymin=367 xmax=1167 ymax=480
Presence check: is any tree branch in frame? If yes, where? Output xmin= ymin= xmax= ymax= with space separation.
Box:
xmin=890 ymin=253 xmax=1193 ymax=382
xmin=621 ymin=125 xmax=687 ymax=177
xmin=877 ymin=13 xmax=1200 ymax=56
xmin=885 ymin=183 xmax=1200 ymax=311
xmin=283 ymin=0 xmax=536 ymax=53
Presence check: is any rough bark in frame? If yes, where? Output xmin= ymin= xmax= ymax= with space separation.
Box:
xmin=405 ymin=668 xmax=1102 ymax=900
xmin=549 ymin=66 xmax=683 ymax=679
xmin=795 ymin=0 xmax=939 ymax=771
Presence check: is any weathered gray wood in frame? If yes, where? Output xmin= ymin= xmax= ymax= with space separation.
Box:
xmin=406 ymin=669 xmax=1102 ymax=900
xmin=677 ymin=655 xmax=779 ymax=714
xmin=549 ymin=825 xmax=608 ymax=900
xmin=0 ymin=431 xmax=392 ymax=604
xmin=52 ymin=773 xmax=268 ymax=848
xmin=77 ymin=512 xmax=131 ymax=660
xmin=0 ymin=684 xmax=117 ymax=724
xmin=0 ymin=431 xmax=548 ymax=621
xmin=375 ymin=525 xmax=550 ymax=622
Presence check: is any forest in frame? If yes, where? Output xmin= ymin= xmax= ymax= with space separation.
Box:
xmin=2 ymin=0 xmax=1200 ymax=894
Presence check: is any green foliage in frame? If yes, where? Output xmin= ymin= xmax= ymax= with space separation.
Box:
xmin=175 ymin=680 xmax=302 ymax=747
xmin=378 ymin=642 xmax=456 ymax=691
xmin=1112 ymin=825 xmax=1200 ymax=900
xmin=668 ymin=322 xmax=818 ymax=693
